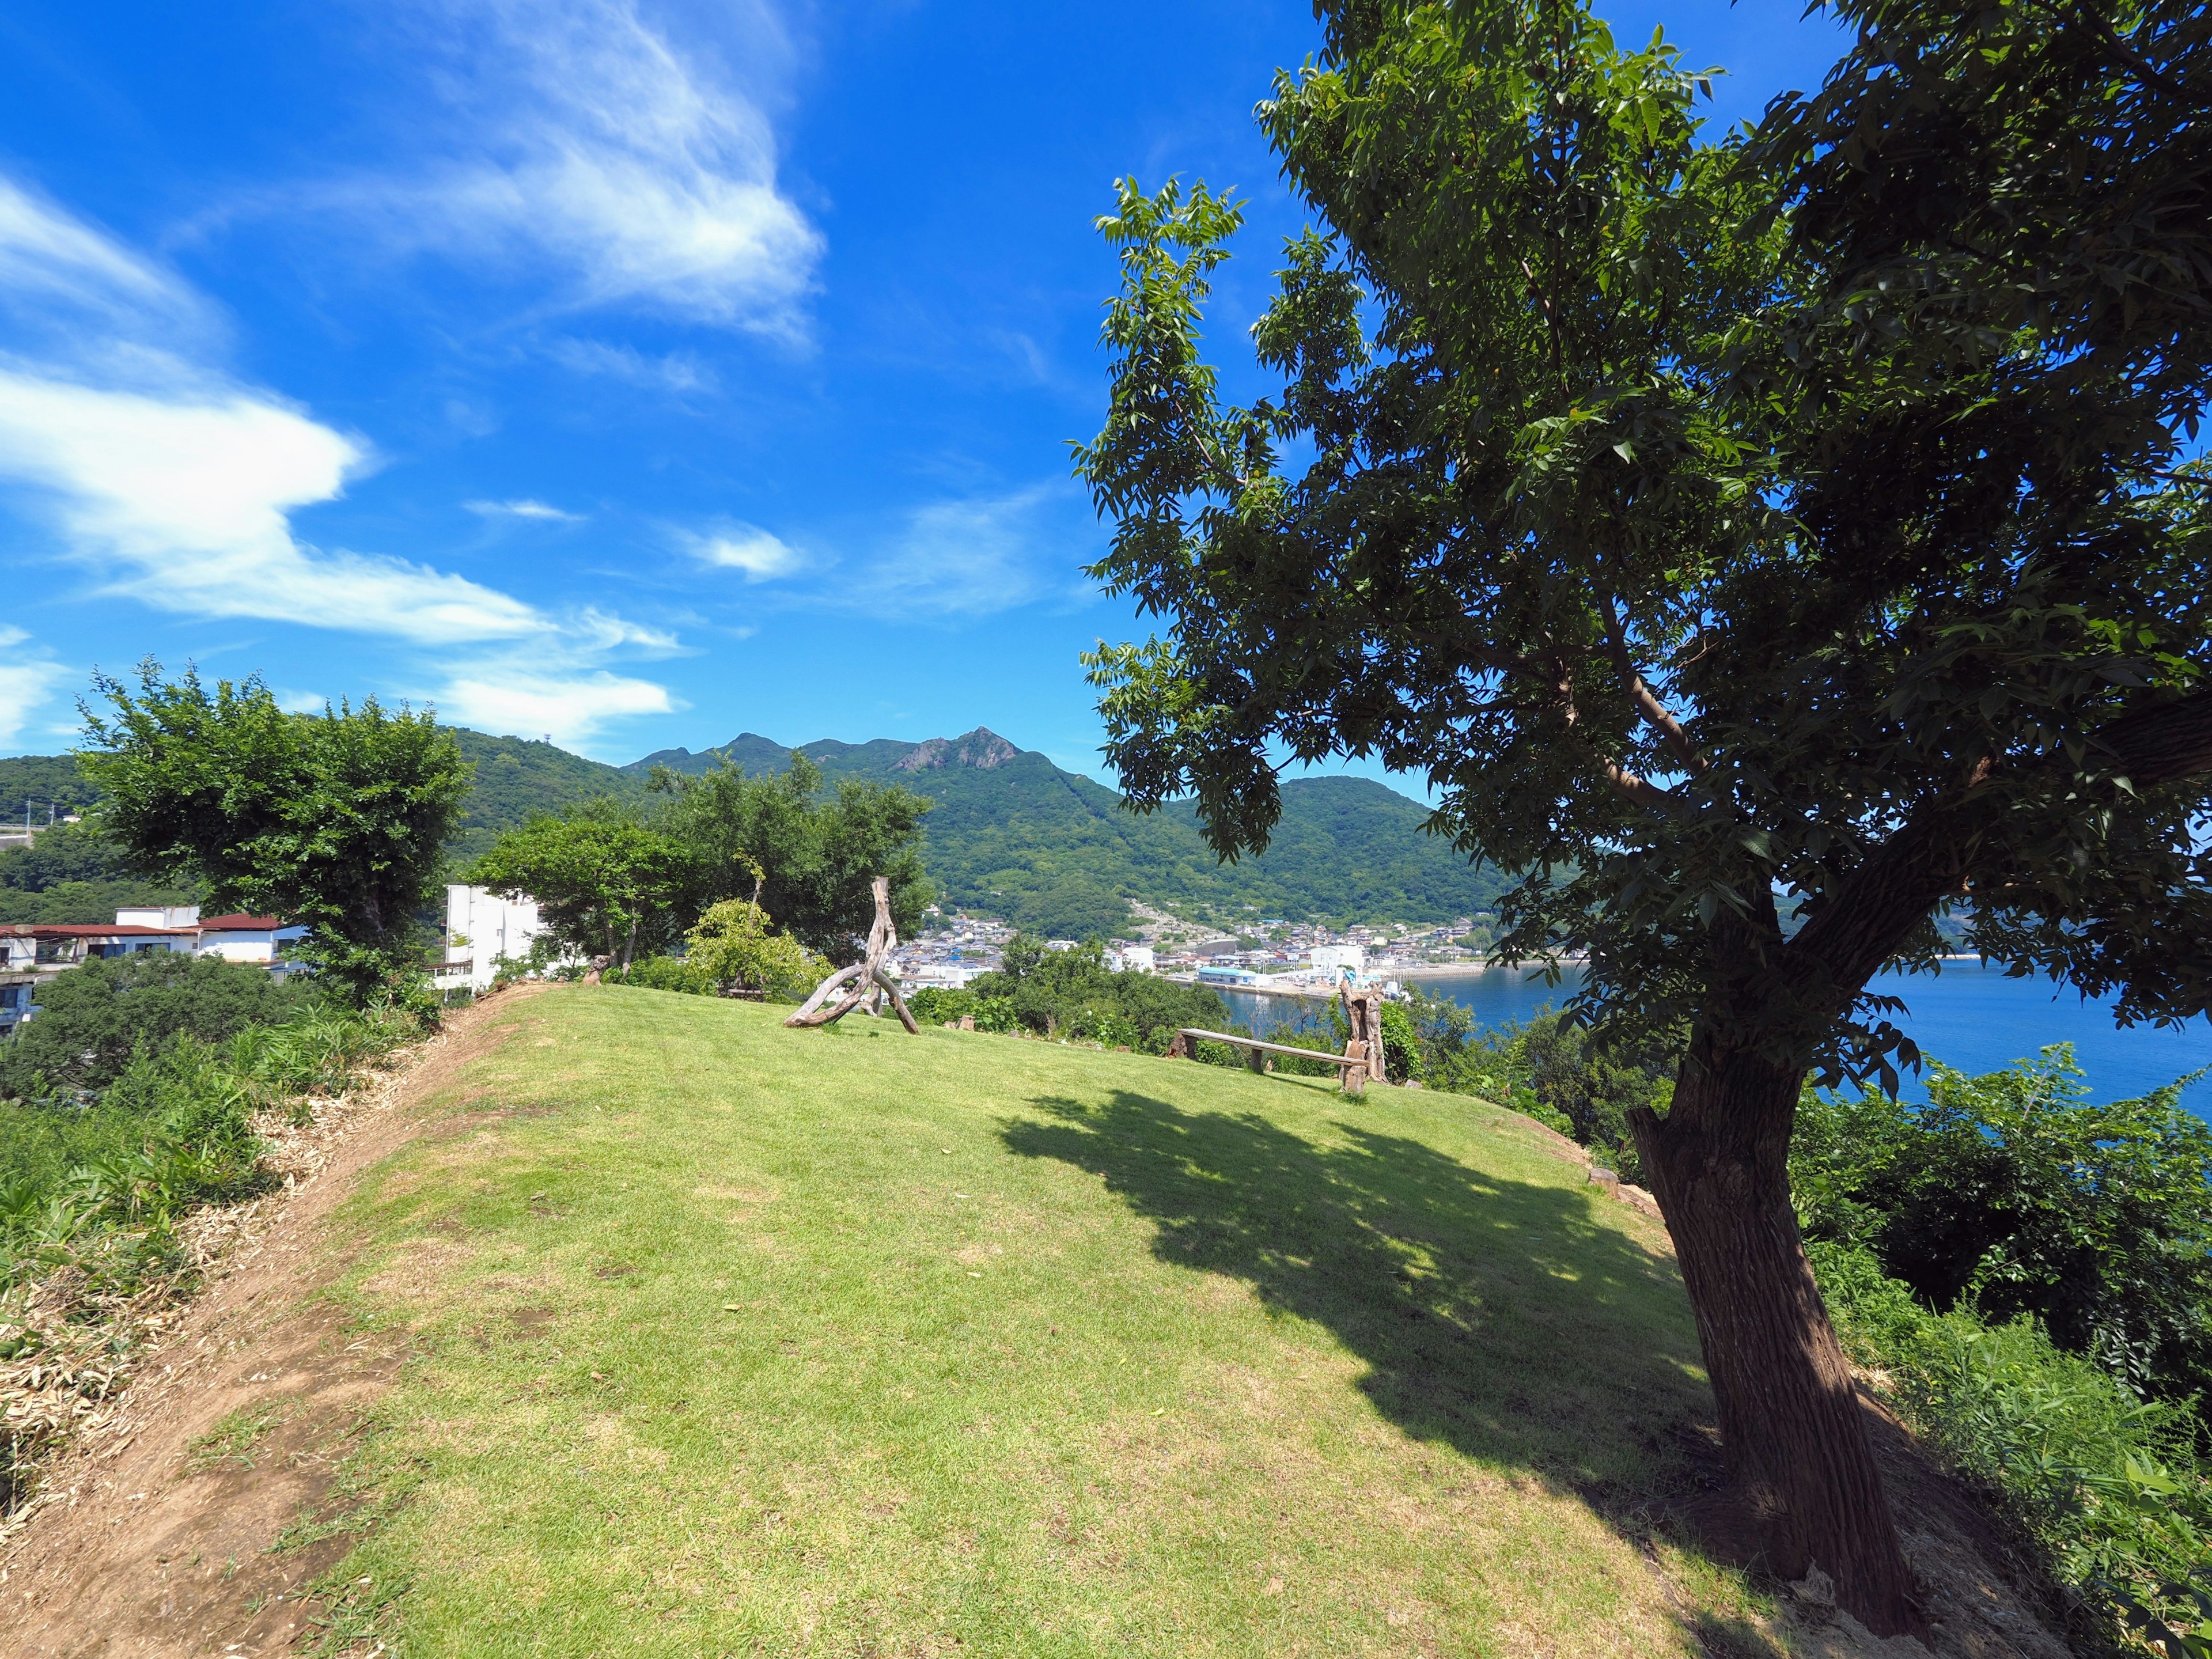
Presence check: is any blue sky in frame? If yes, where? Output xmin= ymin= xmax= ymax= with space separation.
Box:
xmin=0 ymin=0 xmax=1849 ymax=777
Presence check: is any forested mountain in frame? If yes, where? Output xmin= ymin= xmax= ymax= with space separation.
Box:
xmin=628 ymin=728 xmax=1508 ymax=937
xmin=2 ymin=726 xmax=1504 ymax=934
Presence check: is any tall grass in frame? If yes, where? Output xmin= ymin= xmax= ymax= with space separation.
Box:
xmin=1813 ymin=1240 xmax=2212 ymax=1651
xmin=2 ymin=997 xmax=425 ymax=1515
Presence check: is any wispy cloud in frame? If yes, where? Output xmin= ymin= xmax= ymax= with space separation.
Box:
xmin=0 ymin=626 xmax=64 ymax=751
xmin=684 ymin=521 xmax=805 ymax=581
xmin=844 ymin=484 xmax=1085 ymax=619
xmin=292 ymin=0 xmax=821 ymax=336
xmin=466 ymin=497 xmax=583 ymax=522
xmin=544 ymin=336 xmax=719 ymax=393
xmin=432 ymin=665 xmax=680 ymax=749
xmin=0 ymin=172 xmax=683 ymax=740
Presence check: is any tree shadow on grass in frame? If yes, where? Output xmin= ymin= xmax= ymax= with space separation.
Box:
xmin=1003 ymin=1088 xmax=1781 ymax=1652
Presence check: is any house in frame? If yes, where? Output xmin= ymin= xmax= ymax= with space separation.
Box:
xmin=193 ymin=914 xmax=310 ymax=967
xmin=1311 ymin=944 xmax=1366 ymax=975
xmin=30 ymin=921 xmax=200 ymax=965
xmin=116 ymin=904 xmax=206 ymax=929
xmin=438 ymin=884 xmax=558 ymax=993
xmin=1107 ymin=945 xmax=1155 ymax=974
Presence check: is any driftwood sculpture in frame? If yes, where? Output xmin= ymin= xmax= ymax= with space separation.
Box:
xmin=1338 ymin=984 xmax=1385 ymax=1090
xmin=784 ymin=876 xmax=921 ymax=1034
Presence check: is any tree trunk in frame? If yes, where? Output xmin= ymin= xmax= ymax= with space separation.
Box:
xmin=1628 ymin=1044 xmax=1921 ymax=1638
xmin=621 ymin=916 xmax=638 ymax=974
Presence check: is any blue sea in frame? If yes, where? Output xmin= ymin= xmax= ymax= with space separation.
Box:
xmin=1220 ymin=960 xmax=2212 ymax=1112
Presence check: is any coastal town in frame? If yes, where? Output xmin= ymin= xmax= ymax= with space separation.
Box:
xmin=892 ymin=908 xmax=1499 ymax=994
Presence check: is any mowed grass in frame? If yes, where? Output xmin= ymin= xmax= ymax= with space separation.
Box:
xmin=310 ymin=986 xmax=1774 ymax=1656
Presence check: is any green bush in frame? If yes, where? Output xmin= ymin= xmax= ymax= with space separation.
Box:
xmin=964 ymin=936 xmax=1224 ymax=1049
xmin=226 ymin=999 xmax=416 ymax=1111
xmin=1377 ymin=1002 xmax=1420 ymax=1084
xmin=608 ymin=956 xmax=717 ymax=996
xmin=1794 ymin=1048 xmax=2212 ymax=1409
xmin=1 ymin=953 xmax=303 ymax=1098
xmin=1813 ymin=1239 xmax=2212 ymax=1646
xmin=1399 ymin=991 xmax=1618 ymax=1144
xmin=907 ymin=988 xmax=1022 ymax=1033
xmin=681 ymin=900 xmax=827 ymax=1002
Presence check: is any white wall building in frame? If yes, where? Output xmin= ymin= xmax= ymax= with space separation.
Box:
xmin=1107 ymin=945 xmax=1155 ymax=974
xmin=441 ymin=885 xmax=555 ymax=992
xmin=1311 ymin=944 xmax=1366 ymax=975
xmin=116 ymin=905 xmax=206 ymax=930
xmin=194 ymin=914 xmax=310 ymax=967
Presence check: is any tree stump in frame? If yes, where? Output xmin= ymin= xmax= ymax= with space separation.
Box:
xmin=785 ymin=876 xmax=921 ymax=1034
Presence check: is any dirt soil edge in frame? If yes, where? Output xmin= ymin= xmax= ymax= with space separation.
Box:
xmin=0 ymin=986 xmax=540 ymax=1659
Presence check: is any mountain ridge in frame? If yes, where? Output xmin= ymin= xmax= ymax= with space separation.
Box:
xmin=3 ymin=727 xmax=1507 ymax=935
xmin=613 ymin=726 xmax=1505 ymax=937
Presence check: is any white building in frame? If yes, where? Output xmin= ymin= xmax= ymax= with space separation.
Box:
xmin=1108 ymin=945 xmax=1155 ymax=974
xmin=901 ymin=962 xmax=983 ymax=992
xmin=440 ymin=885 xmax=556 ymax=992
xmin=194 ymin=913 xmax=311 ymax=967
xmin=1311 ymin=944 xmax=1366 ymax=975
xmin=116 ymin=904 xmax=206 ymax=930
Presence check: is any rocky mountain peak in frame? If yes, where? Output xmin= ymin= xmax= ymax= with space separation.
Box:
xmin=894 ymin=728 xmax=1021 ymax=772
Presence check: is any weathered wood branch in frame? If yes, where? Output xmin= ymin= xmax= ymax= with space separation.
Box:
xmin=785 ymin=876 xmax=919 ymax=1032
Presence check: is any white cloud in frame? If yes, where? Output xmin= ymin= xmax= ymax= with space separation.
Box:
xmin=687 ymin=522 xmax=804 ymax=581
xmin=0 ymin=176 xmax=212 ymax=349
xmin=544 ymin=336 xmax=718 ymax=393
xmin=0 ymin=369 xmax=548 ymax=645
xmin=0 ymin=626 xmax=64 ymax=751
xmin=847 ymin=485 xmax=1075 ymax=619
xmin=309 ymin=0 xmax=821 ymax=335
xmin=433 ymin=666 xmax=679 ymax=750
xmin=466 ymin=497 xmax=583 ymax=521
xmin=0 ymin=172 xmax=684 ymax=734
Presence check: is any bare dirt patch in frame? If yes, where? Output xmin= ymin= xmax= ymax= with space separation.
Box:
xmin=0 ymin=986 xmax=540 ymax=1659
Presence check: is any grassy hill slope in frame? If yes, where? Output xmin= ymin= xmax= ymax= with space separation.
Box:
xmin=301 ymin=986 xmax=1762 ymax=1654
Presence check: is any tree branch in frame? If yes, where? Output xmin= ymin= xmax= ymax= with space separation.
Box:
xmin=1556 ymin=664 xmax=1688 ymax=815
xmin=1789 ymin=688 xmax=2212 ymax=1009
xmin=1600 ymin=592 xmax=1707 ymax=775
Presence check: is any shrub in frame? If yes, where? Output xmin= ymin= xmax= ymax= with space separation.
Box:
xmin=907 ymin=988 xmax=1021 ymax=1033
xmin=1377 ymin=1002 xmax=1420 ymax=1084
xmin=608 ymin=956 xmax=717 ymax=996
xmin=225 ymin=1000 xmax=415 ymax=1112
xmin=1794 ymin=1048 xmax=2212 ymax=1408
xmin=682 ymin=900 xmax=827 ymax=1002
xmin=1400 ymin=991 xmax=1621 ymax=1145
xmin=965 ymin=936 xmax=1224 ymax=1048
xmin=1813 ymin=1239 xmax=2212 ymax=1646
xmin=1 ymin=953 xmax=303 ymax=1098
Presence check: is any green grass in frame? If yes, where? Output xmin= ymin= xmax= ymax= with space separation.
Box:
xmin=307 ymin=986 xmax=1771 ymax=1656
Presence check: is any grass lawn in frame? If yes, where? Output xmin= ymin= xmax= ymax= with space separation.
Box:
xmin=309 ymin=985 xmax=1773 ymax=1656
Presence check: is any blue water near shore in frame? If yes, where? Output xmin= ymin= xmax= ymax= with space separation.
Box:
xmin=1221 ymin=960 xmax=2212 ymax=1110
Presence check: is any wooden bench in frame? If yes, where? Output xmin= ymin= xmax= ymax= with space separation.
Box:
xmin=1168 ymin=1028 xmax=1372 ymax=1094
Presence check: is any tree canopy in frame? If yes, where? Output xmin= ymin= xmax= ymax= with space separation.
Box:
xmin=649 ymin=752 xmax=933 ymax=963
xmin=1075 ymin=0 xmax=2210 ymax=1630
xmin=79 ymin=664 xmax=471 ymax=1003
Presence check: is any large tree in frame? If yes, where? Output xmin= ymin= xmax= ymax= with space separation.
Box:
xmin=471 ymin=808 xmax=685 ymax=972
xmin=80 ymin=664 xmax=471 ymax=1004
xmin=649 ymin=752 xmax=933 ymax=963
xmin=1075 ymin=0 xmax=2210 ymax=1632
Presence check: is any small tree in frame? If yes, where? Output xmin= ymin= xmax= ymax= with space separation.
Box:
xmin=1075 ymin=0 xmax=2211 ymax=1629
xmin=683 ymin=900 xmax=825 ymax=1001
xmin=472 ymin=809 xmax=683 ymax=972
xmin=80 ymin=663 xmax=469 ymax=1005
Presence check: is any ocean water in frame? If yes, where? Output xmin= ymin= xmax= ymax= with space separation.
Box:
xmin=1220 ymin=960 xmax=2212 ymax=1109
